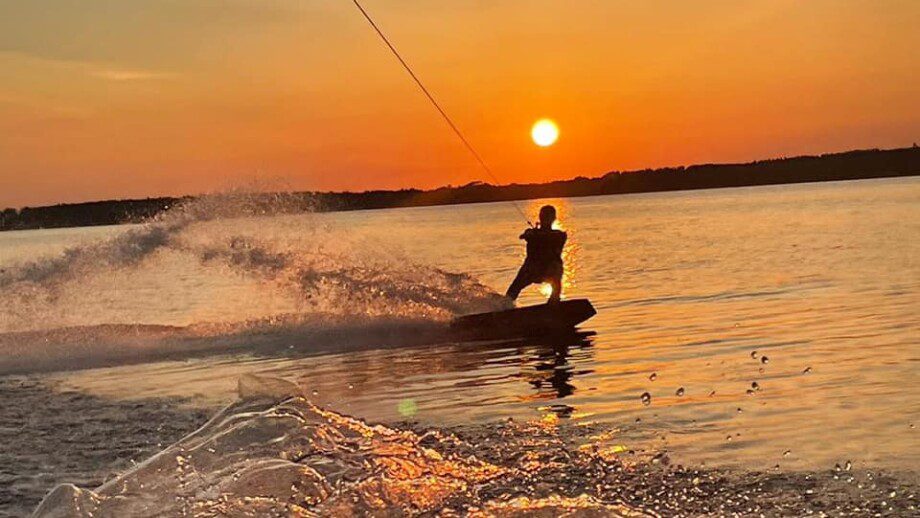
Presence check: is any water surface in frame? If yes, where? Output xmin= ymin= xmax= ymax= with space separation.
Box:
xmin=2 ymin=177 xmax=918 ymax=472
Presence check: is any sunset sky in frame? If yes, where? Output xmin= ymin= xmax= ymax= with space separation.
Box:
xmin=1 ymin=0 xmax=917 ymax=208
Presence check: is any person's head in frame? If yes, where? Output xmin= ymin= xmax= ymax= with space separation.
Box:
xmin=539 ymin=205 xmax=557 ymax=228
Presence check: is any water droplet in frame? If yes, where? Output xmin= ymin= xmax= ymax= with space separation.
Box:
xmin=803 ymin=366 xmax=812 ymax=374
xmin=751 ymin=381 xmax=760 ymax=391
xmin=640 ymin=392 xmax=652 ymax=406
xmin=737 ymin=407 xmax=743 ymax=413
xmin=746 ymin=389 xmax=755 ymax=396
xmin=708 ymin=390 xmax=716 ymax=397
xmin=649 ymin=372 xmax=657 ymax=381
xmin=844 ymin=460 xmax=852 ymax=471
xmin=311 ymin=389 xmax=319 ymax=396
xmin=758 ymin=367 xmax=765 ymax=374
xmin=347 ymin=383 xmax=355 ymax=390
xmin=676 ymin=387 xmax=685 ymax=397
xmin=761 ymin=356 xmax=769 ymax=364
xmin=726 ymin=435 xmax=732 ymax=441
xmin=635 ymin=417 xmax=641 ymax=423
xmin=750 ymin=350 xmax=758 ymax=359
xmin=783 ymin=450 xmax=791 ymax=457
xmin=909 ymin=423 xmax=915 ymax=429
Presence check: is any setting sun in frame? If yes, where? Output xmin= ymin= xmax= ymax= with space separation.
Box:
xmin=531 ymin=119 xmax=559 ymax=147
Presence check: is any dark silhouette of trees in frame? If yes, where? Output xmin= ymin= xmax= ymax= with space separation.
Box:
xmin=2 ymin=147 xmax=917 ymax=231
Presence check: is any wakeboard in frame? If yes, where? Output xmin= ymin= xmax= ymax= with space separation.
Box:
xmin=451 ymin=298 xmax=596 ymax=339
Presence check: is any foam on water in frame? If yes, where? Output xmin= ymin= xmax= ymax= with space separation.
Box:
xmin=0 ymin=194 xmax=506 ymax=373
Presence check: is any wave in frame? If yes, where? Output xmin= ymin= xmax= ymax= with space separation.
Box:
xmin=31 ymin=375 xmax=650 ymax=517
xmin=33 ymin=374 xmax=909 ymax=517
xmin=0 ymin=315 xmax=459 ymax=375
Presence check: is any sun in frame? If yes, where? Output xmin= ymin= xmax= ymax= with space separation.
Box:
xmin=531 ymin=119 xmax=559 ymax=147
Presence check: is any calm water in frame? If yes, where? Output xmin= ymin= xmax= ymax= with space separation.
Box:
xmin=1 ymin=178 xmax=918 ymax=471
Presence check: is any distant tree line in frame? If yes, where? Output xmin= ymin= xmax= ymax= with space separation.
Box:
xmin=2 ymin=146 xmax=917 ymax=232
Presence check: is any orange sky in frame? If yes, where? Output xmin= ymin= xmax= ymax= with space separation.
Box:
xmin=1 ymin=1 xmax=918 ymax=208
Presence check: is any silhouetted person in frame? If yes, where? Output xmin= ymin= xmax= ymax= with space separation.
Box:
xmin=506 ymin=205 xmax=566 ymax=303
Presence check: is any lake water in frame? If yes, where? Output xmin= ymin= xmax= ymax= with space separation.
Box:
xmin=1 ymin=177 xmax=918 ymax=473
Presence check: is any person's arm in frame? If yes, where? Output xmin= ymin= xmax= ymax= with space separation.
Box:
xmin=520 ymin=228 xmax=535 ymax=240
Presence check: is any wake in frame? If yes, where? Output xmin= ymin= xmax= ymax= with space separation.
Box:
xmin=0 ymin=194 xmax=507 ymax=374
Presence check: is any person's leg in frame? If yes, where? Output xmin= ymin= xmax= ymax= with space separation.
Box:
xmin=547 ymin=264 xmax=563 ymax=303
xmin=505 ymin=265 xmax=534 ymax=300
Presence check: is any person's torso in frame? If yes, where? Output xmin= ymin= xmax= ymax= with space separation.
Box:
xmin=524 ymin=229 xmax=566 ymax=265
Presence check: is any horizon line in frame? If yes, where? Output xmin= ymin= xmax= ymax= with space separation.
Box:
xmin=4 ymin=143 xmax=918 ymax=212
